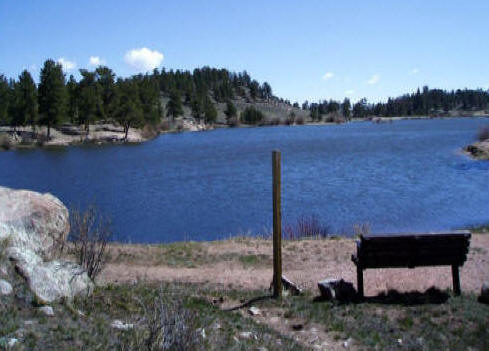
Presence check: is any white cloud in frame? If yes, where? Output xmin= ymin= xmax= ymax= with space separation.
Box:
xmin=344 ymin=89 xmax=355 ymax=96
xmin=410 ymin=68 xmax=419 ymax=75
xmin=367 ymin=74 xmax=380 ymax=85
xmin=57 ymin=57 xmax=76 ymax=72
xmin=124 ymin=47 xmax=164 ymax=72
xmin=89 ymin=56 xmax=105 ymax=67
xmin=322 ymin=72 xmax=334 ymax=80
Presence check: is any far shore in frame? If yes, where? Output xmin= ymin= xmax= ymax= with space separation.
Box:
xmin=1 ymin=112 xmax=489 ymax=151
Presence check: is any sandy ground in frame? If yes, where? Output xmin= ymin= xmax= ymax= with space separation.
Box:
xmin=0 ymin=124 xmax=146 ymax=146
xmin=102 ymin=234 xmax=489 ymax=296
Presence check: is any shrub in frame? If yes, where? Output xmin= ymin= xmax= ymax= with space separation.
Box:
xmin=227 ymin=116 xmax=240 ymax=127
xmin=353 ymin=222 xmax=370 ymax=237
xmin=119 ymin=287 xmax=201 ymax=350
xmin=240 ymin=106 xmax=264 ymax=124
xmin=296 ymin=116 xmax=305 ymax=125
xmin=477 ymin=126 xmax=489 ymax=141
xmin=283 ymin=215 xmax=329 ymax=240
xmin=0 ymin=133 xmax=11 ymax=150
xmin=270 ymin=117 xmax=281 ymax=126
xmin=69 ymin=205 xmax=112 ymax=281
xmin=157 ymin=120 xmax=171 ymax=132
xmin=141 ymin=123 xmax=158 ymax=139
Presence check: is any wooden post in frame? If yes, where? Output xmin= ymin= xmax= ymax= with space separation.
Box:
xmin=452 ymin=265 xmax=461 ymax=296
xmin=272 ymin=150 xmax=282 ymax=298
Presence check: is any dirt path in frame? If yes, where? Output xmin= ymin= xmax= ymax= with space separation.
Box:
xmin=102 ymin=234 xmax=489 ymax=296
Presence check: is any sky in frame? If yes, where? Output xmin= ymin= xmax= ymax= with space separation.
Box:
xmin=1 ymin=0 xmax=488 ymax=103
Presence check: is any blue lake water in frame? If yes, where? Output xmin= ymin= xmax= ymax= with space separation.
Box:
xmin=1 ymin=118 xmax=489 ymax=243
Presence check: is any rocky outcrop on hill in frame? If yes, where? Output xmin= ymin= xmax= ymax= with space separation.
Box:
xmin=0 ymin=187 xmax=93 ymax=303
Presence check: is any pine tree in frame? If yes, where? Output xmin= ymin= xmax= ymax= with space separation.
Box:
xmin=115 ymin=80 xmax=143 ymax=140
xmin=0 ymin=75 xmax=11 ymax=126
xmin=224 ymin=100 xmax=237 ymax=121
xmin=95 ymin=66 xmax=117 ymax=120
xmin=341 ymin=98 xmax=351 ymax=120
xmin=78 ymin=69 xmax=100 ymax=136
xmin=166 ymin=90 xmax=183 ymax=121
xmin=12 ymin=70 xmax=38 ymax=131
xmin=204 ymin=99 xmax=217 ymax=124
xmin=38 ymin=59 xmax=66 ymax=139
xmin=66 ymin=75 xmax=79 ymax=124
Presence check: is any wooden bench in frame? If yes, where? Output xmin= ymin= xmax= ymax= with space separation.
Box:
xmin=351 ymin=231 xmax=471 ymax=298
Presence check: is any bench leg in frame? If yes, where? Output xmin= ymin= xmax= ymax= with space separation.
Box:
xmin=452 ymin=265 xmax=461 ymax=296
xmin=357 ymin=266 xmax=364 ymax=299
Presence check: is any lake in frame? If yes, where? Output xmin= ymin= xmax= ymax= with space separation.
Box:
xmin=1 ymin=118 xmax=489 ymax=243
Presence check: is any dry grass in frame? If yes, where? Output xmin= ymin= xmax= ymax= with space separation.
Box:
xmin=101 ymin=234 xmax=489 ymax=297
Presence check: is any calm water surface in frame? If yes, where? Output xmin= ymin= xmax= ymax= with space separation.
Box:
xmin=1 ymin=118 xmax=488 ymax=242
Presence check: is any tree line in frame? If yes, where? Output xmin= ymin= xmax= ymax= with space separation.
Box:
xmin=303 ymin=86 xmax=489 ymax=120
xmin=0 ymin=60 xmax=275 ymax=139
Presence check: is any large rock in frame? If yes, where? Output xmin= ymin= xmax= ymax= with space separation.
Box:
xmin=318 ymin=278 xmax=357 ymax=302
xmin=0 ymin=187 xmax=69 ymax=259
xmin=0 ymin=187 xmax=93 ymax=303
xmin=8 ymin=247 xmax=93 ymax=303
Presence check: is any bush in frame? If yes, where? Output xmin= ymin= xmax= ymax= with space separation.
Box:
xmin=141 ymin=123 xmax=158 ymax=139
xmin=119 ymin=287 xmax=201 ymax=350
xmin=478 ymin=126 xmax=489 ymax=141
xmin=240 ymin=106 xmax=265 ymax=124
xmin=227 ymin=116 xmax=240 ymax=127
xmin=0 ymin=133 xmax=11 ymax=150
xmin=69 ymin=205 xmax=112 ymax=281
xmin=295 ymin=116 xmax=305 ymax=125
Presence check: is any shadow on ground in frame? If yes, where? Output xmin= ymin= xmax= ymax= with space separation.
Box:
xmin=313 ymin=287 xmax=450 ymax=305
xmin=364 ymin=287 xmax=450 ymax=305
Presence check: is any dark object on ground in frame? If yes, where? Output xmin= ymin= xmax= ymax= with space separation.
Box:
xmin=281 ymin=275 xmax=303 ymax=295
xmin=269 ymin=275 xmax=303 ymax=296
xmin=317 ymin=278 xmax=357 ymax=302
xmin=478 ymin=282 xmax=489 ymax=304
xmin=352 ymin=231 xmax=471 ymax=298
xmin=367 ymin=287 xmax=449 ymax=305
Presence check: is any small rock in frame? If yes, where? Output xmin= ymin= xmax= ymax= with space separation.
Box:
xmin=343 ymin=337 xmax=354 ymax=348
xmin=0 ymin=337 xmax=18 ymax=348
xmin=257 ymin=347 xmax=268 ymax=351
xmin=269 ymin=317 xmax=280 ymax=324
xmin=111 ymin=320 xmax=134 ymax=331
xmin=38 ymin=306 xmax=55 ymax=317
xmin=248 ymin=306 xmax=261 ymax=316
xmin=0 ymin=279 xmax=13 ymax=295
xmin=292 ymin=323 xmax=303 ymax=331
xmin=211 ymin=321 xmax=221 ymax=330
xmin=397 ymin=338 xmax=403 ymax=345
xmin=198 ymin=328 xmax=206 ymax=339
xmin=24 ymin=320 xmax=35 ymax=326
xmin=0 ymin=264 xmax=8 ymax=276
xmin=479 ymin=282 xmax=489 ymax=304
xmin=239 ymin=331 xmax=253 ymax=339
xmin=7 ymin=338 xmax=18 ymax=347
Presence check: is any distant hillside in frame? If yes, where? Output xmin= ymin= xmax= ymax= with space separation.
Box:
xmin=1 ymin=60 xmax=489 ymax=141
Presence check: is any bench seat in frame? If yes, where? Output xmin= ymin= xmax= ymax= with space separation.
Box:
xmin=351 ymin=231 xmax=471 ymax=298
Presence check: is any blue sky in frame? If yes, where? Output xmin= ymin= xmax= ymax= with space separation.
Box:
xmin=1 ymin=0 xmax=488 ymax=103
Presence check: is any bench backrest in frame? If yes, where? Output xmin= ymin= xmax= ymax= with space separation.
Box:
xmin=355 ymin=231 xmax=471 ymax=269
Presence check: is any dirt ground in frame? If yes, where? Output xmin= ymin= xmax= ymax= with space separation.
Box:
xmin=102 ymin=234 xmax=489 ymax=296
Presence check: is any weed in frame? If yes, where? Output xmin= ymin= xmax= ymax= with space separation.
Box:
xmin=69 ymin=205 xmax=112 ymax=281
